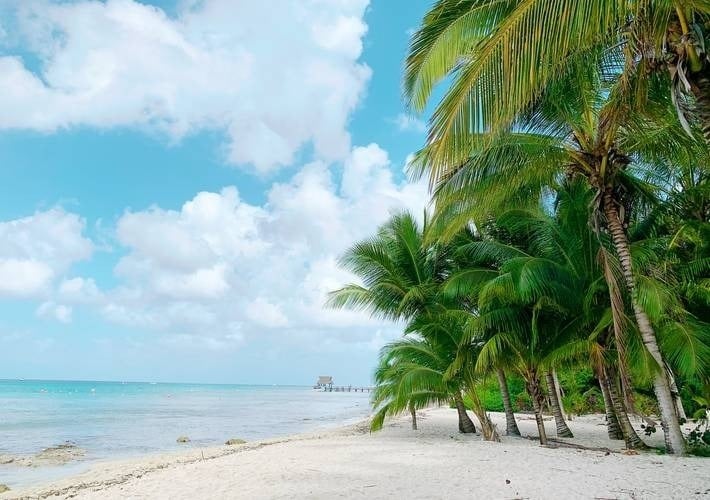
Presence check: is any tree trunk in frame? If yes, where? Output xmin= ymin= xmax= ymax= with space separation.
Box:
xmin=496 ymin=369 xmax=521 ymax=436
xmin=602 ymin=190 xmax=686 ymax=455
xmin=598 ymin=372 xmax=623 ymax=440
xmin=453 ymin=392 xmax=476 ymax=434
xmin=689 ymin=67 xmax=710 ymax=147
xmin=552 ymin=370 xmax=567 ymax=419
xmin=604 ymin=367 xmax=648 ymax=450
xmin=546 ymin=370 xmax=574 ymax=438
xmin=526 ymin=374 xmax=548 ymax=445
xmin=409 ymin=403 xmax=417 ymax=430
xmin=666 ymin=363 xmax=687 ymax=421
xmin=466 ymin=386 xmax=500 ymax=442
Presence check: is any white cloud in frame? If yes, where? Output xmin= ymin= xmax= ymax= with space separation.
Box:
xmin=392 ymin=113 xmax=426 ymax=133
xmin=0 ymin=209 xmax=93 ymax=297
xmin=245 ymin=298 xmax=289 ymax=329
xmin=77 ymin=144 xmax=429 ymax=348
xmin=36 ymin=301 xmax=73 ymax=323
xmin=58 ymin=277 xmax=103 ymax=303
xmin=0 ymin=0 xmax=371 ymax=173
xmin=0 ymin=259 xmax=54 ymax=297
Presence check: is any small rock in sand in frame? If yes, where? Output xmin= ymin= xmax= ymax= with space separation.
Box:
xmin=0 ymin=484 xmax=9 ymax=493
xmin=225 ymin=439 xmax=246 ymax=446
xmin=176 ymin=436 xmax=190 ymax=443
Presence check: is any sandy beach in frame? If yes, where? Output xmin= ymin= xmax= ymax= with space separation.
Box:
xmin=3 ymin=408 xmax=708 ymax=500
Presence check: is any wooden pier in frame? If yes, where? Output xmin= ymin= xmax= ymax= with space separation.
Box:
xmin=313 ymin=376 xmax=371 ymax=392
xmin=321 ymin=385 xmax=372 ymax=393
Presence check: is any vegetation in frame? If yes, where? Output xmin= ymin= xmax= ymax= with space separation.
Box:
xmin=330 ymin=0 xmax=709 ymax=456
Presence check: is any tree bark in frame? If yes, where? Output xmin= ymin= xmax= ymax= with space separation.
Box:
xmin=552 ymin=370 xmax=567 ymax=419
xmin=602 ymin=190 xmax=686 ymax=455
xmin=496 ymin=369 xmax=521 ymax=436
xmin=453 ymin=392 xmax=476 ymax=434
xmin=666 ymin=363 xmax=687 ymax=421
xmin=466 ymin=386 xmax=500 ymax=442
xmin=546 ymin=370 xmax=574 ymax=438
xmin=604 ymin=367 xmax=648 ymax=450
xmin=409 ymin=403 xmax=417 ymax=430
xmin=689 ymin=68 xmax=710 ymax=147
xmin=526 ymin=374 xmax=548 ymax=445
xmin=598 ymin=372 xmax=623 ymax=440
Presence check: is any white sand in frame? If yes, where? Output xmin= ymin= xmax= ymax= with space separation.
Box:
xmin=3 ymin=408 xmax=708 ymax=499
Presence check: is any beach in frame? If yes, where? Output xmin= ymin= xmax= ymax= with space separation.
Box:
xmin=3 ymin=407 xmax=707 ymax=499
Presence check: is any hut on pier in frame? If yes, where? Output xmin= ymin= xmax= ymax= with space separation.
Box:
xmin=314 ymin=376 xmax=333 ymax=390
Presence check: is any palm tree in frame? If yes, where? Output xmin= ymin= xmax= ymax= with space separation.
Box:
xmin=447 ymin=189 xmax=598 ymax=443
xmin=404 ymin=1 xmax=710 ymax=151
xmin=370 ymin=333 xmax=475 ymax=433
xmin=410 ymin=311 xmax=499 ymax=440
xmin=408 ymin=46 xmax=699 ymax=452
xmin=328 ymin=212 xmax=496 ymax=438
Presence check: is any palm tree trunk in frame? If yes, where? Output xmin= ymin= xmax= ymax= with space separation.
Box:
xmin=604 ymin=367 xmax=648 ymax=450
xmin=545 ymin=370 xmax=574 ymax=438
xmin=598 ymin=372 xmax=623 ymax=440
xmin=409 ymin=403 xmax=417 ymax=430
xmin=496 ymin=369 xmax=521 ymax=436
xmin=453 ymin=392 xmax=476 ymax=433
xmin=466 ymin=387 xmax=500 ymax=442
xmin=666 ymin=364 xmax=687 ymax=421
xmin=602 ymin=189 xmax=686 ymax=455
xmin=552 ymin=370 xmax=567 ymax=419
xmin=689 ymin=68 xmax=710 ymax=147
xmin=526 ymin=374 xmax=548 ymax=445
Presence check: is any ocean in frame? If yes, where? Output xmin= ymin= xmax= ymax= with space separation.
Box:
xmin=0 ymin=379 xmax=372 ymax=488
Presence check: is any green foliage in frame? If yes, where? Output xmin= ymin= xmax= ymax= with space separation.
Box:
xmin=563 ymin=388 xmax=605 ymax=415
xmin=634 ymin=394 xmax=661 ymax=418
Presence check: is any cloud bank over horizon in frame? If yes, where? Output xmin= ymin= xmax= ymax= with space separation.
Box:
xmin=2 ymin=144 xmax=428 ymax=352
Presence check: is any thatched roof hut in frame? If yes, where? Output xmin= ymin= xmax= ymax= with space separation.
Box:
xmin=316 ymin=376 xmax=333 ymax=386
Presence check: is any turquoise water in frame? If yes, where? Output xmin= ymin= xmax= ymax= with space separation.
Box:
xmin=0 ymin=379 xmax=371 ymax=488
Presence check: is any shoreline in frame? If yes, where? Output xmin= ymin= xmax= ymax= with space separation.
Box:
xmin=3 ymin=408 xmax=709 ymax=499
xmin=0 ymin=418 xmax=374 ymax=499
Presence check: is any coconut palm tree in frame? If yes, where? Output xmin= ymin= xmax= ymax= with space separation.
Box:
xmin=370 ymin=332 xmax=476 ymax=433
xmin=404 ymin=1 xmax=710 ymax=152
xmin=408 ymin=47 xmax=700 ymax=452
xmin=445 ymin=186 xmax=601 ymax=442
xmin=328 ymin=212 xmax=497 ymax=438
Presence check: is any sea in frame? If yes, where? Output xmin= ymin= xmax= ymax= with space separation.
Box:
xmin=0 ymin=379 xmax=372 ymax=488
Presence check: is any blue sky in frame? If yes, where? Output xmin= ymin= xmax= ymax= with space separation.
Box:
xmin=0 ymin=0 xmax=436 ymax=385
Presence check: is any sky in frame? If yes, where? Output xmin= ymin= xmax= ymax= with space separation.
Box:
xmin=0 ymin=0 xmax=438 ymax=385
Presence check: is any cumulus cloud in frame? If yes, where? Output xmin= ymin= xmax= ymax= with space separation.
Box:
xmin=0 ymin=0 xmax=371 ymax=173
xmin=77 ymin=144 xmax=429 ymax=347
xmin=0 ymin=209 xmax=93 ymax=297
